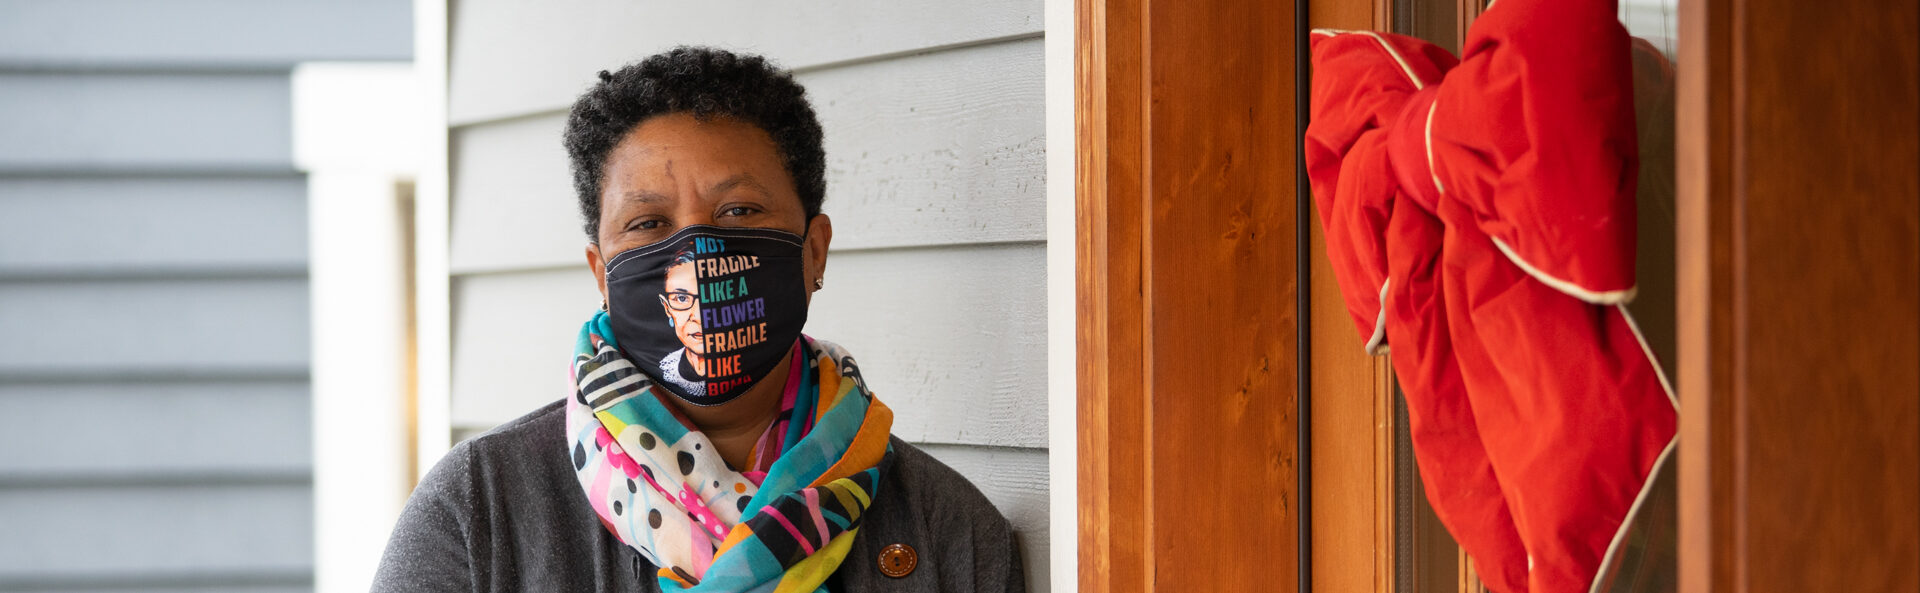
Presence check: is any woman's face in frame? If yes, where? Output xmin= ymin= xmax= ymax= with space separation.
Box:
xmin=587 ymin=112 xmax=833 ymax=318
xmin=662 ymin=261 xmax=701 ymax=354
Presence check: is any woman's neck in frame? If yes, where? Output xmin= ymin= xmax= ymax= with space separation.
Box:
xmin=664 ymin=350 xmax=793 ymax=470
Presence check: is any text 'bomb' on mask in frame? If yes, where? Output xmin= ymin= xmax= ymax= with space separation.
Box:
xmin=602 ymin=225 xmax=810 ymax=406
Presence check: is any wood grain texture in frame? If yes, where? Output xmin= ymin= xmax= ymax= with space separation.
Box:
xmin=0 ymin=176 xmax=308 ymax=274
xmin=916 ymin=443 xmax=1051 ymax=592
xmin=447 ymin=38 xmax=1047 ymax=274
xmin=1680 ymin=0 xmax=1920 ymax=590
xmin=0 ymin=0 xmax=410 ymax=68
xmin=1732 ymin=0 xmax=1919 ymax=589
xmin=1307 ymin=199 xmax=1396 ymax=593
xmin=0 ymin=72 xmax=292 ymax=171
xmin=1675 ymin=0 xmax=1735 ymax=588
xmin=1376 ymin=358 xmax=1397 ymax=593
xmin=446 ymin=0 xmax=1042 ymax=124
xmin=1144 ymin=0 xmax=1297 ymax=589
xmin=0 ymin=278 xmax=309 ymax=374
xmin=1304 ymin=1 xmax=1397 ymax=591
xmin=0 ymin=483 xmax=312 ymax=579
xmin=0 ymin=381 xmax=310 ymax=475
xmin=449 ymin=243 xmax=1049 ymax=449
xmin=1078 ymin=0 xmax=1298 ymax=589
xmin=1076 ymin=0 xmax=1150 ymax=589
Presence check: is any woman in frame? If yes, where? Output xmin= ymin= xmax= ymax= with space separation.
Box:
xmin=373 ymin=47 xmax=1024 ymax=592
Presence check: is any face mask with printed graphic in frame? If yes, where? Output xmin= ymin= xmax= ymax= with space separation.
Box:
xmin=603 ymin=225 xmax=809 ymax=406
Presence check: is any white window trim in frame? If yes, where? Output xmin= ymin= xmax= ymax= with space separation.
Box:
xmin=292 ymin=58 xmax=429 ymax=593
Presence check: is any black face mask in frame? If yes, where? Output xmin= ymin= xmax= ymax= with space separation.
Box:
xmin=602 ymin=225 xmax=810 ymax=406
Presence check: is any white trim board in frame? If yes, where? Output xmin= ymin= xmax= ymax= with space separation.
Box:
xmin=1043 ymin=0 xmax=1076 ymax=589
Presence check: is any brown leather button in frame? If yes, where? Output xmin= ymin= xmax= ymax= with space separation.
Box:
xmin=877 ymin=542 xmax=918 ymax=578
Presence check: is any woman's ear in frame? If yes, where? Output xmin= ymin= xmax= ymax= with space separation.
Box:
xmin=586 ymin=243 xmax=609 ymax=308
xmin=804 ymin=214 xmax=833 ymax=293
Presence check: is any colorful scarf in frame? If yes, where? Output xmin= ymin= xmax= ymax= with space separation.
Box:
xmin=567 ymin=311 xmax=894 ymax=592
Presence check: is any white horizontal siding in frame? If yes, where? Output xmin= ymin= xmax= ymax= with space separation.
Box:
xmin=0 ymin=72 xmax=292 ymax=172
xmin=807 ymin=243 xmax=1047 ymax=449
xmin=446 ymin=0 xmax=1043 ymax=124
xmin=0 ymin=278 xmax=309 ymax=374
xmin=0 ymin=0 xmax=410 ymax=68
xmin=448 ymin=37 xmax=1047 ymax=274
xmin=445 ymin=114 xmax=579 ymax=274
xmin=801 ymin=37 xmax=1047 ymax=250
xmin=0 ymin=176 xmax=308 ymax=274
xmin=0 ymin=483 xmax=312 ymax=580
xmin=448 ymin=268 xmax=600 ymax=427
xmin=0 ymin=381 xmax=311 ymax=476
xmin=450 ymin=242 xmax=1045 ymax=449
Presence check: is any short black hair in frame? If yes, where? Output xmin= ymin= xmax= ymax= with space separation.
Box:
xmin=563 ymin=46 xmax=826 ymax=242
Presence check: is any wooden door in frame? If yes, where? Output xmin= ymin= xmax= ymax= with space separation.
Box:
xmin=1677 ymin=0 xmax=1920 ymax=590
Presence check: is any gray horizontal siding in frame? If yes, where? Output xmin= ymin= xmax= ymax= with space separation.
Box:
xmin=0 ymin=380 xmax=311 ymax=476
xmin=0 ymin=277 xmax=309 ymax=374
xmin=0 ymin=176 xmax=308 ymax=275
xmin=448 ymin=36 xmax=1047 ymax=274
xmin=0 ymin=0 xmax=410 ymax=69
xmin=446 ymin=0 xmax=1043 ymax=124
xmin=0 ymin=72 xmax=292 ymax=172
xmin=0 ymin=586 xmax=309 ymax=593
xmin=0 ymin=483 xmax=312 ymax=582
xmin=0 ymin=1 xmax=411 ymax=590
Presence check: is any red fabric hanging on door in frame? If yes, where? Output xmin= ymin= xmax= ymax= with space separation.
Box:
xmin=1304 ymin=0 xmax=1679 ymax=591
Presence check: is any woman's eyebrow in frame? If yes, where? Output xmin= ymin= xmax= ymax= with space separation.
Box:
xmin=707 ymin=173 xmax=770 ymax=197
xmin=621 ymin=189 xmax=672 ymax=204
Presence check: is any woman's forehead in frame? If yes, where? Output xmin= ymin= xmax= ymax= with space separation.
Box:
xmin=606 ymin=115 xmax=791 ymax=190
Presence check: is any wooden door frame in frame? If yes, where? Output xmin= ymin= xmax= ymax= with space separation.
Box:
xmin=1676 ymin=0 xmax=1919 ymax=590
xmin=1075 ymin=0 xmax=1302 ymax=590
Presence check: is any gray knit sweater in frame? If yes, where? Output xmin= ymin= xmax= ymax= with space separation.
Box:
xmin=371 ymin=400 xmax=1025 ymax=592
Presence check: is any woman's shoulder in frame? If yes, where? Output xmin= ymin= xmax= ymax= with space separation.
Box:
xmin=837 ymin=437 xmax=1025 ymax=592
xmin=377 ymin=399 xmax=635 ymax=592
xmin=405 ymin=398 xmax=578 ymax=522
xmin=465 ymin=398 xmax=569 ymax=451
xmin=881 ymin=437 xmax=1009 ymax=525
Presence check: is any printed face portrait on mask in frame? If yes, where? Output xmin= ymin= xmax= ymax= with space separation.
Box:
xmin=660 ymin=248 xmax=705 ymax=370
